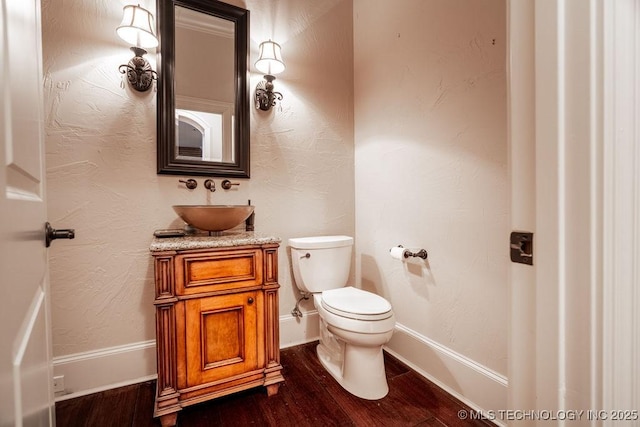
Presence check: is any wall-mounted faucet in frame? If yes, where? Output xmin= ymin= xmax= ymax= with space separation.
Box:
xmin=179 ymin=179 xmax=197 ymax=190
xmin=204 ymin=179 xmax=216 ymax=192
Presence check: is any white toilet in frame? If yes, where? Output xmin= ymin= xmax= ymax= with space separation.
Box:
xmin=289 ymin=235 xmax=395 ymax=400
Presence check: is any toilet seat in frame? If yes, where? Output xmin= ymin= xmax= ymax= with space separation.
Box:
xmin=321 ymin=287 xmax=392 ymax=321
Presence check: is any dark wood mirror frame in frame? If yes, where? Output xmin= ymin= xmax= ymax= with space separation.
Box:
xmin=157 ymin=0 xmax=250 ymax=178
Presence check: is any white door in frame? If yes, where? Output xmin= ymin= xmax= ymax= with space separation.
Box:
xmin=507 ymin=0 xmax=640 ymax=420
xmin=0 ymin=0 xmax=55 ymax=425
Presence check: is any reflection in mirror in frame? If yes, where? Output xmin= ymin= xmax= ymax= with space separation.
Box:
xmin=175 ymin=97 xmax=233 ymax=162
xmin=174 ymin=6 xmax=234 ymax=163
xmin=157 ymin=0 xmax=249 ymax=177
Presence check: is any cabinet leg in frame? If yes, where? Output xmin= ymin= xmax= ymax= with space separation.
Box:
xmin=266 ymin=383 xmax=281 ymax=396
xmin=159 ymin=413 xmax=178 ymax=427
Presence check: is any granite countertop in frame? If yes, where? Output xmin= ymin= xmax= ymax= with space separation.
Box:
xmin=150 ymin=230 xmax=281 ymax=252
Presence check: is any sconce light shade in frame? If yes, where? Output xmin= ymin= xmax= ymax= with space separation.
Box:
xmin=255 ymin=40 xmax=285 ymax=75
xmin=117 ymin=5 xmax=158 ymax=92
xmin=117 ymin=5 xmax=158 ymax=48
xmin=255 ymin=40 xmax=285 ymax=111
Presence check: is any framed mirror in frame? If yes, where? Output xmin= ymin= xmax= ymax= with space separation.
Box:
xmin=157 ymin=0 xmax=250 ymax=177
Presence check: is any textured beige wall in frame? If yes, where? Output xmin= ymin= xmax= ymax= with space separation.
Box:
xmin=353 ymin=0 xmax=508 ymax=375
xmin=43 ymin=0 xmax=507 ymax=396
xmin=43 ymin=0 xmax=354 ymax=357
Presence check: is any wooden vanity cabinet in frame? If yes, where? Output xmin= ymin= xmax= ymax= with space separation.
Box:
xmin=152 ymin=242 xmax=284 ymax=427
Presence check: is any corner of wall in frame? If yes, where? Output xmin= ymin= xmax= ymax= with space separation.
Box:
xmin=386 ymin=323 xmax=507 ymax=424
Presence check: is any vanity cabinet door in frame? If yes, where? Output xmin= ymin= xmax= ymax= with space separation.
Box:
xmin=183 ymin=290 xmax=263 ymax=388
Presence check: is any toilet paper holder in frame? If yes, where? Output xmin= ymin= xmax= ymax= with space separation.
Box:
xmin=391 ymin=245 xmax=428 ymax=259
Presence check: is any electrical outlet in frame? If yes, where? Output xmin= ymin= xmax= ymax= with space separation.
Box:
xmin=53 ymin=375 xmax=65 ymax=393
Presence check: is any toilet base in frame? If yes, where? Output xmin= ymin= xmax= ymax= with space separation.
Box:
xmin=316 ymin=338 xmax=389 ymax=400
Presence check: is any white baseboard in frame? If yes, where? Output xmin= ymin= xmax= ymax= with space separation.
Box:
xmin=385 ymin=323 xmax=507 ymax=426
xmin=53 ymin=340 xmax=157 ymax=401
xmin=279 ymin=310 xmax=320 ymax=348
xmin=53 ymin=315 xmax=506 ymax=420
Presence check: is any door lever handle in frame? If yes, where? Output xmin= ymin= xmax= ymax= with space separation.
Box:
xmin=45 ymin=222 xmax=75 ymax=247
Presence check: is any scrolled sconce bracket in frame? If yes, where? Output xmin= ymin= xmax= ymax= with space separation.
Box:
xmin=119 ymin=47 xmax=157 ymax=92
xmin=255 ymin=75 xmax=283 ymax=111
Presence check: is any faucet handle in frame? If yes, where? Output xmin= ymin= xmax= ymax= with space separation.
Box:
xmin=179 ymin=179 xmax=197 ymax=190
xmin=221 ymin=179 xmax=240 ymax=190
xmin=204 ymin=179 xmax=216 ymax=192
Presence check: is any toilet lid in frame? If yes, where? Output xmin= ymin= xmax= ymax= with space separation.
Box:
xmin=321 ymin=287 xmax=392 ymax=321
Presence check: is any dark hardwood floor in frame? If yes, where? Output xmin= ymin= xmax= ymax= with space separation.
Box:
xmin=55 ymin=342 xmax=495 ymax=427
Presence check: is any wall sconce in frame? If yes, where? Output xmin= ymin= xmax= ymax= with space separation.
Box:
xmin=254 ymin=40 xmax=285 ymax=111
xmin=117 ymin=4 xmax=158 ymax=92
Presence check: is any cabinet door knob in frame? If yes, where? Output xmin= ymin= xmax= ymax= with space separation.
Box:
xmin=247 ymin=297 xmax=254 ymax=305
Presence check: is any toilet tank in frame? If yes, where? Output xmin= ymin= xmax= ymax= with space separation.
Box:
xmin=289 ymin=236 xmax=353 ymax=293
